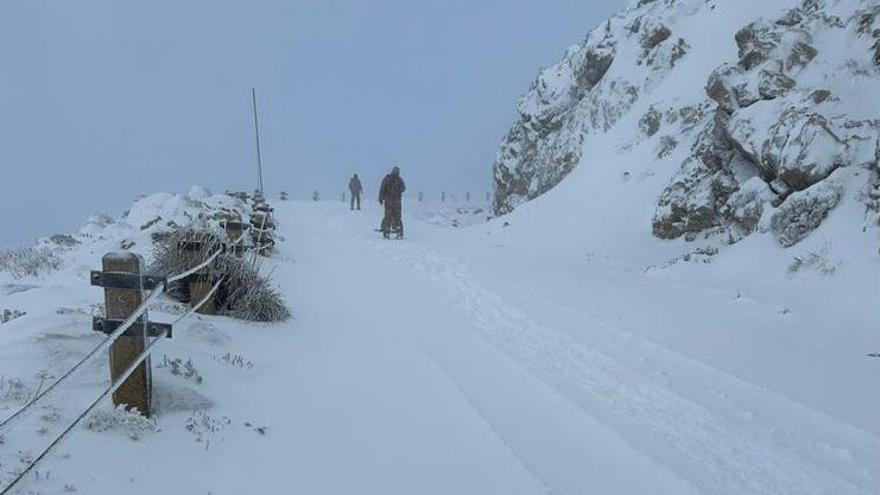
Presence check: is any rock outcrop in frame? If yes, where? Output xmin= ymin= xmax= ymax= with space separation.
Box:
xmin=653 ymin=0 xmax=879 ymax=246
xmin=492 ymin=2 xmax=688 ymax=215
xmin=494 ymin=0 xmax=879 ymax=248
xmin=771 ymin=174 xmax=843 ymax=246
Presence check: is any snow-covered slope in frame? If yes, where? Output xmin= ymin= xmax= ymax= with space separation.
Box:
xmin=493 ymin=0 xmax=879 ymax=251
xmin=482 ymin=2 xmax=879 ymax=490
xmin=1 ymin=193 xmax=878 ymax=494
xmin=26 ymin=186 xmax=251 ymax=272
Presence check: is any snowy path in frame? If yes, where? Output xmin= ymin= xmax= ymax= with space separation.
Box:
xmin=1 ymin=201 xmax=877 ymax=494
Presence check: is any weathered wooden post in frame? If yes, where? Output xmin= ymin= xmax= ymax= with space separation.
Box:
xmin=179 ymin=236 xmax=216 ymax=315
xmin=97 ymin=253 xmax=153 ymax=415
xmin=190 ymin=275 xmax=215 ymax=315
xmin=222 ymin=216 xmax=247 ymax=258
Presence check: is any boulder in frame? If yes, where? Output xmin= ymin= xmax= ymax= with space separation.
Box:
xmin=758 ymin=70 xmax=796 ymax=100
xmin=720 ymin=177 xmax=774 ymax=241
xmin=706 ymin=64 xmax=743 ymax=112
xmin=576 ymin=41 xmax=616 ymax=94
xmin=769 ymin=111 xmax=846 ymax=190
xmin=735 ymin=21 xmax=780 ymax=70
xmin=642 ymin=23 xmax=671 ymax=49
xmin=771 ymin=177 xmax=843 ymax=247
xmin=639 ymin=107 xmax=662 ymax=136
xmin=785 ymin=41 xmax=818 ymax=71
xmin=652 ymin=153 xmax=737 ymax=239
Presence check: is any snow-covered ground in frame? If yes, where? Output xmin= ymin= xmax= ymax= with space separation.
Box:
xmin=0 ymin=195 xmax=877 ymax=494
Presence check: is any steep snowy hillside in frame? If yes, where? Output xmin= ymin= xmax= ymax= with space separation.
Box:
xmin=493 ymin=0 xmax=879 ymax=250
xmin=482 ymin=2 xmax=880 ymax=487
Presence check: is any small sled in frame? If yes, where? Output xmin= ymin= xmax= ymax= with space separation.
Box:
xmin=374 ymin=228 xmax=404 ymax=240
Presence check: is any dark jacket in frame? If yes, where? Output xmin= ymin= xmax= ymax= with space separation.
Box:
xmin=379 ymin=173 xmax=406 ymax=204
xmin=349 ymin=176 xmax=363 ymax=194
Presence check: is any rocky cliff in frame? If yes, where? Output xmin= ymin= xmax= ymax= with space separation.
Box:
xmin=492 ymin=0 xmax=879 ymax=248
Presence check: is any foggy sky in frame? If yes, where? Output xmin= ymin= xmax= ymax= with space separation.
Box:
xmin=0 ymin=0 xmax=625 ymax=247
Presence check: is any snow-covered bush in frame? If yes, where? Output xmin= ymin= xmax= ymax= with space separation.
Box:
xmin=149 ymin=229 xmax=224 ymax=301
xmin=184 ymin=411 xmax=231 ymax=445
xmin=787 ymin=248 xmax=838 ymax=276
xmin=645 ymin=245 xmax=719 ymax=272
xmin=158 ymin=355 xmax=204 ymax=384
xmin=0 ymin=376 xmax=29 ymax=403
xmin=0 ymin=309 xmax=26 ymax=324
xmin=48 ymin=233 xmax=80 ymax=247
xmin=0 ymin=247 xmax=61 ymax=279
xmin=221 ymin=256 xmax=290 ymax=323
xmin=86 ymin=405 xmax=157 ymax=441
xmin=149 ymin=227 xmax=290 ymax=323
xmin=214 ymin=352 xmax=254 ymax=369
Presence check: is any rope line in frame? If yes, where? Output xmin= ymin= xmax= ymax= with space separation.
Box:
xmin=0 ymin=230 xmax=246 ymax=493
xmin=0 ymin=231 xmax=244 ymax=433
xmin=0 ymin=285 xmax=165 ymax=433
xmin=173 ymin=276 xmax=224 ymax=325
xmin=0 ymin=326 xmax=170 ymax=495
xmin=167 ymin=242 xmax=223 ymax=284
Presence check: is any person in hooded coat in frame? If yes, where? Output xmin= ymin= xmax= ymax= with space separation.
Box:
xmin=378 ymin=166 xmax=406 ymax=238
xmin=349 ymin=173 xmax=363 ymax=210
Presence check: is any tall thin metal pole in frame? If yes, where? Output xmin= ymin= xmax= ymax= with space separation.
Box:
xmin=252 ymin=87 xmax=264 ymax=194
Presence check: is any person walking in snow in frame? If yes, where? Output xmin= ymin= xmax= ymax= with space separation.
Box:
xmin=349 ymin=173 xmax=363 ymax=210
xmin=378 ymin=166 xmax=406 ymax=239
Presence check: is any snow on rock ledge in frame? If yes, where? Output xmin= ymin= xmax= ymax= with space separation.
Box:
xmin=490 ymin=0 xmax=880 ymax=249
xmin=771 ymin=172 xmax=844 ymax=247
xmin=492 ymin=0 xmax=692 ymax=215
xmin=653 ymin=0 xmax=879 ymax=246
xmin=121 ymin=187 xmax=246 ymax=233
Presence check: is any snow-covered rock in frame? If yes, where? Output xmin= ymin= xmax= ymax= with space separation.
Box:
xmin=493 ymin=0 xmax=880 ymax=248
xmin=492 ymin=1 xmax=692 ymax=215
xmin=664 ymin=0 xmax=880 ymax=246
xmin=771 ymin=172 xmax=844 ymax=246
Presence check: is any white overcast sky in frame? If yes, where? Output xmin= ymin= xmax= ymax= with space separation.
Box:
xmin=0 ymin=0 xmax=626 ymax=247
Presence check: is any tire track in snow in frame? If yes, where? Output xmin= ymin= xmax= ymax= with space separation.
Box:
xmin=425 ymin=354 xmax=555 ymax=495
xmin=497 ymin=275 xmax=880 ymax=490
xmin=370 ymin=239 xmax=873 ymax=495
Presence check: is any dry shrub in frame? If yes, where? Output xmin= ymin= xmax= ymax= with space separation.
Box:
xmin=0 ymin=247 xmax=62 ymax=279
xmin=149 ymin=229 xmax=223 ymax=301
xmin=221 ymin=256 xmax=290 ymax=322
xmin=149 ymin=227 xmax=290 ymax=323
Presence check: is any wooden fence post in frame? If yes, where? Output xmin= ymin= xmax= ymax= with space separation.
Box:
xmin=189 ymin=272 xmax=215 ymax=315
xmin=185 ymin=237 xmax=216 ymax=315
xmin=223 ymin=215 xmax=246 ymax=258
xmin=101 ymin=252 xmax=152 ymax=416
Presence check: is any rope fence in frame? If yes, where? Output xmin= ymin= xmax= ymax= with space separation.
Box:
xmin=0 ymin=220 xmax=255 ymax=495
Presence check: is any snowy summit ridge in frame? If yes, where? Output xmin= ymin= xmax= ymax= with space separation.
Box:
xmin=492 ymin=0 xmax=880 ymax=248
